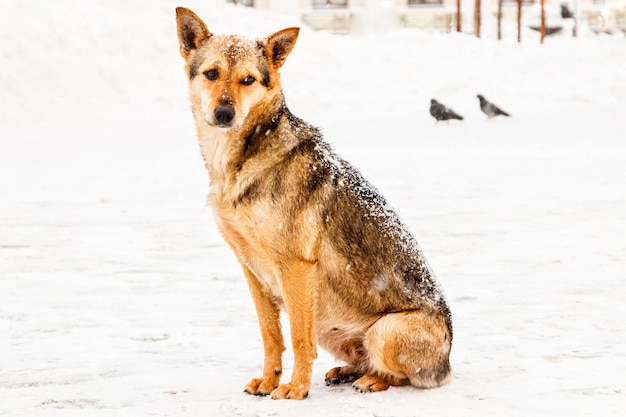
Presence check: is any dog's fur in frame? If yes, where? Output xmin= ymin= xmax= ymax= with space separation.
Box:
xmin=175 ymin=7 xmax=453 ymax=400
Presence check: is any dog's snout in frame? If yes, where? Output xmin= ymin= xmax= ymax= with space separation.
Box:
xmin=214 ymin=105 xmax=235 ymax=126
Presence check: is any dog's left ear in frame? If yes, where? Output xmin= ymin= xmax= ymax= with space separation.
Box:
xmin=262 ymin=28 xmax=300 ymax=69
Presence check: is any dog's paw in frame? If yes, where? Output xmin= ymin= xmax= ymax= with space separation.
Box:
xmin=352 ymin=374 xmax=390 ymax=393
xmin=270 ymin=382 xmax=309 ymax=400
xmin=325 ymin=366 xmax=360 ymax=385
xmin=244 ymin=377 xmax=279 ymax=396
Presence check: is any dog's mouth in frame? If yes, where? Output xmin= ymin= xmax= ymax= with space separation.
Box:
xmin=208 ymin=120 xmax=234 ymax=129
xmin=204 ymin=116 xmax=235 ymax=129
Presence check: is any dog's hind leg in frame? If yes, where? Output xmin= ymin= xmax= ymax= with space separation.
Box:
xmin=320 ymin=330 xmax=369 ymax=385
xmin=241 ymin=266 xmax=285 ymax=397
xmin=358 ymin=310 xmax=452 ymax=391
xmin=325 ymin=365 xmax=361 ymax=385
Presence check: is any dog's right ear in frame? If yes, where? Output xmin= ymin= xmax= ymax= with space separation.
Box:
xmin=176 ymin=7 xmax=211 ymax=59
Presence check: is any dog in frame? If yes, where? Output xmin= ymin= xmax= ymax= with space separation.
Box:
xmin=175 ymin=7 xmax=453 ymax=400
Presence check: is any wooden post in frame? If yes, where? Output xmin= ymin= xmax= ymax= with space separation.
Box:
xmin=540 ymin=0 xmax=546 ymax=44
xmin=457 ymin=0 xmax=462 ymax=32
xmin=474 ymin=0 xmax=481 ymax=38
xmin=573 ymin=0 xmax=579 ymax=37
xmin=517 ymin=0 xmax=522 ymax=43
xmin=497 ymin=0 xmax=503 ymax=40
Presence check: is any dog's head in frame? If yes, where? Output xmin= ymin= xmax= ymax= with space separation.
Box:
xmin=176 ymin=7 xmax=299 ymax=130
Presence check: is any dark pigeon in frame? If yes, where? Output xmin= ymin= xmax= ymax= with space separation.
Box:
xmin=561 ymin=3 xmax=574 ymax=18
xmin=430 ymin=99 xmax=463 ymax=122
xmin=477 ymin=94 xmax=510 ymax=118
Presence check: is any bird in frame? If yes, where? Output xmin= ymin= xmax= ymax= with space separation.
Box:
xmin=477 ymin=94 xmax=510 ymax=118
xmin=429 ymin=99 xmax=463 ymax=122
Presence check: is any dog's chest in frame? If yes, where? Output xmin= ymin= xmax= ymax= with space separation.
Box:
xmin=213 ymin=204 xmax=284 ymax=299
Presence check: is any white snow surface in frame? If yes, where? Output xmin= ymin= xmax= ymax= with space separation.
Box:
xmin=1 ymin=0 xmax=625 ymax=416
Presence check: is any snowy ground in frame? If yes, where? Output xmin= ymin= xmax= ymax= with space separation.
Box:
xmin=1 ymin=1 xmax=625 ymax=416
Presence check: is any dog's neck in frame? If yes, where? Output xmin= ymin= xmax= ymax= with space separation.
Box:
xmin=196 ymin=126 xmax=233 ymax=182
xmin=194 ymin=93 xmax=290 ymax=202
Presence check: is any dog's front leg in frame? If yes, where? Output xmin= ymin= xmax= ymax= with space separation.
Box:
xmin=241 ymin=266 xmax=285 ymax=396
xmin=270 ymin=260 xmax=317 ymax=400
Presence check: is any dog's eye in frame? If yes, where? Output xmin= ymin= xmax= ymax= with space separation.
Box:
xmin=241 ymin=76 xmax=256 ymax=86
xmin=203 ymin=69 xmax=219 ymax=81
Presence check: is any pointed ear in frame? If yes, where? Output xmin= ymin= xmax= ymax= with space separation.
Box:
xmin=176 ymin=7 xmax=211 ymax=59
xmin=263 ymin=27 xmax=299 ymax=69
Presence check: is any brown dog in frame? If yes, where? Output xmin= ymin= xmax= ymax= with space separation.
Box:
xmin=175 ymin=7 xmax=452 ymax=400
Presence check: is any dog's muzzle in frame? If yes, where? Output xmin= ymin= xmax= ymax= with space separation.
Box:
xmin=214 ymin=105 xmax=235 ymax=127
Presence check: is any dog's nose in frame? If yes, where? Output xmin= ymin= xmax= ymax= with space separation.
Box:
xmin=214 ymin=105 xmax=235 ymax=125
